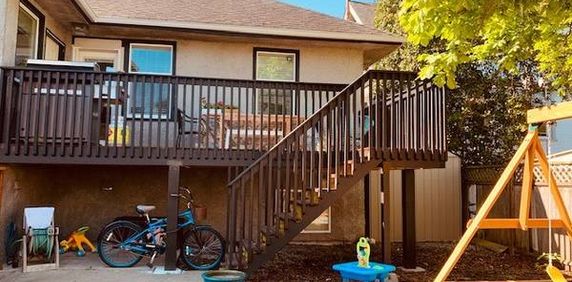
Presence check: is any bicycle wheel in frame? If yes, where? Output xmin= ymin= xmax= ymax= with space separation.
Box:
xmin=97 ymin=220 xmax=144 ymax=267
xmin=180 ymin=226 xmax=225 ymax=270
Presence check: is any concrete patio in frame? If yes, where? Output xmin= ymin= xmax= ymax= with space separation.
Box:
xmin=0 ymin=252 xmax=204 ymax=281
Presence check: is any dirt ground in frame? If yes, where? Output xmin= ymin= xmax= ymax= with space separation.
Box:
xmin=250 ymin=242 xmax=563 ymax=281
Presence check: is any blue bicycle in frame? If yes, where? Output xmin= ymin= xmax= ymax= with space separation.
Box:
xmin=97 ymin=187 xmax=225 ymax=270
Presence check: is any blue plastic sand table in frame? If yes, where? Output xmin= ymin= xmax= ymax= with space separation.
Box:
xmin=332 ymin=261 xmax=396 ymax=282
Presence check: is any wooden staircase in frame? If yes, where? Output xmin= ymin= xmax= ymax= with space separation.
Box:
xmin=225 ymin=70 xmax=447 ymax=274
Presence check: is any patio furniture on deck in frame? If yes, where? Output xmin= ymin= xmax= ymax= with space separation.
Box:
xmin=175 ymin=108 xmax=204 ymax=148
xmin=219 ymin=112 xmax=303 ymax=150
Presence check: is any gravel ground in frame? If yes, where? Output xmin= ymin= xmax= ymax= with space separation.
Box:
xmin=249 ymin=242 xmax=563 ymax=281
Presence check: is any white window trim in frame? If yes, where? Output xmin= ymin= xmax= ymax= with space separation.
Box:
xmin=302 ymin=207 xmax=332 ymax=234
xmin=19 ymin=3 xmax=40 ymax=60
xmin=255 ymin=51 xmax=297 ymax=82
xmin=127 ymin=43 xmax=174 ymax=119
xmin=72 ymin=47 xmax=123 ymax=71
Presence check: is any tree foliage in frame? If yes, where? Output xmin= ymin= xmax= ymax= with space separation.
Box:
xmin=375 ymin=0 xmax=543 ymax=165
xmin=399 ymin=0 xmax=572 ymax=93
xmin=447 ymin=63 xmax=540 ymax=165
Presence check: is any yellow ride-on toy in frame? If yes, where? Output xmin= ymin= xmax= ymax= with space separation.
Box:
xmin=59 ymin=227 xmax=96 ymax=256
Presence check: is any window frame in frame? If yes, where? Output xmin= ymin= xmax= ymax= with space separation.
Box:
xmin=301 ymin=207 xmax=332 ymax=234
xmin=126 ymin=42 xmax=176 ymax=120
xmin=253 ymin=48 xmax=299 ymax=115
xmin=17 ymin=0 xmax=45 ymax=63
xmin=253 ymin=48 xmax=299 ymax=82
xmin=45 ymin=29 xmax=65 ymax=60
xmin=127 ymin=43 xmax=174 ymax=75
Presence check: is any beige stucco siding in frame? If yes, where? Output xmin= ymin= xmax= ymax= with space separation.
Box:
xmin=0 ymin=0 xmax=73 ymax=65
xmin=0 ymin=0 xmax=19 ymax=65
xmin=176 ymin=40 xmax=364 ymax=84
xmin=72 ymin=37 xmax=364 ymax=84
xmin=29 ymin=0 xmax=73 ymax=61
xmin=298 ymin=46 xmax=363 ymax=84
xmin=177 ymin=40 xmax=363 ymax=83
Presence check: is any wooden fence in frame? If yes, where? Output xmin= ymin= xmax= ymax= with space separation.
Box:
xmin=465 ymin=163 xmax=572 ymax=270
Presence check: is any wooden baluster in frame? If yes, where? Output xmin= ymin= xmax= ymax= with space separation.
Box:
xmin=13 ymin=70 xmax=24 ymax=156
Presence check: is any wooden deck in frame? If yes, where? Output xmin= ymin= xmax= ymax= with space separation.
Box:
xmin=0 ymin=67 xmax=344 ymax=166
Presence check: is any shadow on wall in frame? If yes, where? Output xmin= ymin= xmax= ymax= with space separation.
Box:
xmin=0 ymin=165 xmax=228 ymax=262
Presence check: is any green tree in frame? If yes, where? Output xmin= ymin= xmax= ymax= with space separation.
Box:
xmin=375 ymin=0 xmax=542 ymax=165
xmin=399 ymin=0 xmax=572 ymax=92
xmin=373 ymin=0 xmax=418 ymax=71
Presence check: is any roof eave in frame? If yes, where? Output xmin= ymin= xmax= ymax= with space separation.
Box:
xmin=74 ymin=0 xmax=404 ymax=45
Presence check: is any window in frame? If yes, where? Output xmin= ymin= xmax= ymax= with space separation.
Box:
xmin=255 ymin=49 xmax=298 ymax=115
xmin=16 ymin=2 xmax=44 ymax=66
xmin=44 ymin=30 xmax=65 ymax=61
xmin=302 ymin=207 xmax=331 ymax=233
xmin=127 ymin=43 xmax=174 ymax=119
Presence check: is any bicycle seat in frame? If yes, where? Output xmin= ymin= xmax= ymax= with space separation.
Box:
xmin=136 ymin=205 xmax=156 ymax=215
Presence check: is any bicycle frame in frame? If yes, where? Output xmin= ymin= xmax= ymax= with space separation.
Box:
xmin=117 ymin=208 xmax=196 ymax=255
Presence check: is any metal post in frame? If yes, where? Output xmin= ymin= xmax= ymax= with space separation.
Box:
xmin=165 ymin=164 xmax=180 ymax=271
xmin=402 ymin=169 xmax=416 ymax=269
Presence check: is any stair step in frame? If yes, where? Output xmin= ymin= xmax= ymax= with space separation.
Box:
xmin=260 ymin=226 xmax=278 ymax=238
xmin=295 ymin=199 xmax=319 ymax=206
xmin=277 ymin=212 xmax=293 ymax=222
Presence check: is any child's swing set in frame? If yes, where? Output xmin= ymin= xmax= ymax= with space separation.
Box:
xmin=435 ymin=101 xmax=572 ymax=282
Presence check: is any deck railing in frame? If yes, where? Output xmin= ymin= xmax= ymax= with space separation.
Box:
xmin=226 ymin=70 xmax=447 ymax=270
xmin=0 ymin=67 xmax=345 ymax=165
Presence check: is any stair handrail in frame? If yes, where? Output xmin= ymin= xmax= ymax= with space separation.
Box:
xmin=227 ymin=69 xmax=381 ymax=188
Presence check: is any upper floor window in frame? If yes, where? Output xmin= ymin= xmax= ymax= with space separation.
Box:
xmin=127 ymin=43 xmax=174 ymax=119
xmin=44 ymin=30 xmax=65 ymax=61
xmin=16 ymin=2 xmax=45 ymax=66
xmin=254 ymin=49 xmax=298 ymax=115
xmin=255 ymin=50 xmax=297 ymax=82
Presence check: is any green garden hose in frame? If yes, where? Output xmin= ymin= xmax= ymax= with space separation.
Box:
xmin=30 ymin=228 xmax=54 ymax=260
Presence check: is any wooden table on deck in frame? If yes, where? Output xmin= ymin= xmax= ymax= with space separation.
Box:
xmin=201 ymin=110 xmax=304 ymax=150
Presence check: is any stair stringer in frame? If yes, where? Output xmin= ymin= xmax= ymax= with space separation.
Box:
xmin=245 ymin=158 xmax=383 ymax=275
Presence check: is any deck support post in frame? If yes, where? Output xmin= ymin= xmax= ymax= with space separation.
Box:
xmin=401 ymin=169 xmax=416 ymax=269
xmin=364 ymin=173 xmax=370 ymax=237
xmin=382 ymin=168 xmax=392 ymax=263
xmin=165 ymin=163 xmax=181 ymax=271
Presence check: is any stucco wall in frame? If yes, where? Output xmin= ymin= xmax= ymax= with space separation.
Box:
xmin=295 ymin=179 xmax=366 ymax=242
xmin=29 ymin=0 xmax=73 ymax=61
xmin=0 ymin=0 xmax=73 ymax=66
xmin=176 ymin=40 xmax=364 ymax=84
xmin=0 ymin=165 xmax=367 ymax=262
xmin=0 ymin=165 xmax=229 ymax=262
xmin=72 ymin=37 xmax=364 ymax=84
xmin=0 ymin=0 xmax=19 ymax=66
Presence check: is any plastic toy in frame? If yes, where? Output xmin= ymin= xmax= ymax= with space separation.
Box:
xmin=59 ymin=226 xmax=96 ymax=256
xmin=332 ymin=237 xmax=396 ymax=282
xmin=356 ymin=237 xmax=370 ymax=268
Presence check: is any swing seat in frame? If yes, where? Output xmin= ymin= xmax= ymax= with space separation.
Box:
xmin=547 ymin=265 xmax=567 ymax=282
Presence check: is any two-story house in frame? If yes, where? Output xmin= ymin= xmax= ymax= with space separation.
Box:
xmin=0 ymin=0 xmax=447 ymax=273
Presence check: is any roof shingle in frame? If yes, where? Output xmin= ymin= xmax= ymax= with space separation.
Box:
xmin=80 ymin=0 xmax=401 ymax=43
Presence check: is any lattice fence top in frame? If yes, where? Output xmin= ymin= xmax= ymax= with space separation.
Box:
xmin=465 ymin=163 xmax=572 ymax=187
xmin=533 ymin=164 xmax=572 ymax=186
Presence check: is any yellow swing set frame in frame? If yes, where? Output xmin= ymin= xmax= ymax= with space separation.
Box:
xmin=435 ymin=101 xmax=572 ymax=282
